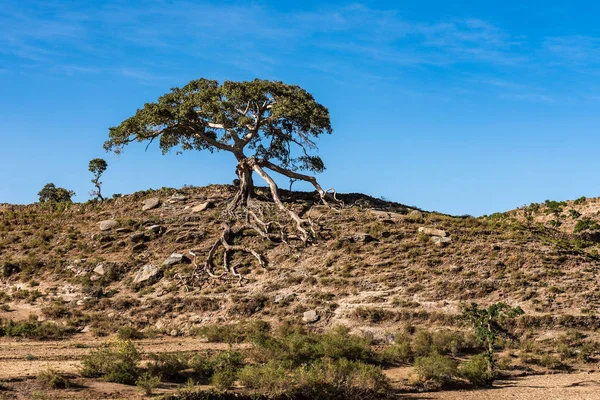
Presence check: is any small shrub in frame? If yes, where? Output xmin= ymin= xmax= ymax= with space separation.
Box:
xmin=37 ymin=368 xmax=71 ymax=389
xmin=460 ymin=354 xmax=493 ymax=387
xmin=147 ymin=352 xmax=189 ymax=381
xmin=238 ymin=361 xmax=291 ymax=395
xmin=136 ymin=372 xmax=161 ymax=395
xmin=81 ymin=340 xmax=141 ymax=384
xmin=117 ymin=326 xmax=145 ymax=340
xmin=414 ymin=353 xmax=458 ymax=384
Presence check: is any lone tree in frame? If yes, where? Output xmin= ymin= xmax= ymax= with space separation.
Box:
xmin=104 ymin=78 xmax=336 ymax=283
xmin=38 ymin=183 xmax=75 ymax=203
xmin=462 ymin=302 xmax=524 ymax=382
xmin=89 ymin=158 xmax=108 ymax=201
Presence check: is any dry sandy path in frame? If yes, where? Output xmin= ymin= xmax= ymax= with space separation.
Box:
xmin=0 ymin=336 xmax=246 ymax=379
xmin=403 ymin=372 xmax=600 ymax=400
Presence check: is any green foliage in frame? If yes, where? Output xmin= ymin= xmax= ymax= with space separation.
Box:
xmin=81 ymin=340 xmax=141 ymax=384
xmin=296 ymin=358 xmax=391 ymax=399
xmin=104 ymin=79 xmax=332 ymax=179
xmin=117 ymin=326 xmax=145 ymax=340
xmin=0 ymin=315 xmax=70 ymax=340
xmin=462 ymin=302 xmax=524 ymax=378
xmin=250 ymin=325 xmax=373 ymax=368
xmin=237 ymin=361 xmax=291 ymax=395
xmin=38 ymin=183 xmax=75 ymax=203
xmin=147 ymin=352 xmax=190 ymax=381
xmin=88 ymin=158 xmax=108 ymax=201
xmin=192 ymin=320 xmax=270 ymax=344
xmin=37 ymin=368 xmax=71 ymax=389
xmin=460 ymin=354 xmax=493 ymax=387
xmin=574 ymin=196 xmax=587 ymax=205
xmin=414 ymin=353 xmax=458 ymax=384
xmin=136 ymin=372 xmax=161 ymax=395
xmin=574 ymin=217 xmax=600 ymax=233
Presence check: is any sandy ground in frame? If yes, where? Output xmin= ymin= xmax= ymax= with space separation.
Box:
xmin=403 ymin=372 xmax=600 ymax=400
xmin=2 ymin=337 xmax=600 ymax=399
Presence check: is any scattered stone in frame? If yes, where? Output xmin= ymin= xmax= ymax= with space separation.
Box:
xmin=369 ymin=210 xmax=403 ymax=221
xmin=116 ymin=227 xmax=132 ymax=234
xmin=274 ymin=293 xmax=296 ymax=304
xmin=175 ymin=232 xmax=205 ymax=243
xmin=98 ymin=234 xmax=115 ymax=243
xmin=191 ymin=201 xmax=214 ymax=213
xmin=93 ymin=264 xmax=106 ymax=276
xmin=168 ymin=194 xmax=188 ymax=204
xmin=351 ymin=233 xmax=377 ymax=243
xmin=431 ymin=236 xmax=452 ymax=247
xmin=406 ymin=210 xmax=424 ymax=222
xmin=449 ymin=265 xmax=463 ymax=273
xmin=170 ymin=329 xmax=179 ymax=337
xmin=418 ymin=227 xmax=448 ymax=237
xmin=146 ymin=225 xmax=165 ymax=234
xmin=130 ymin=232 xmax=149 ymax=243
xmin=132 ymin=243 xmax=146 ymax=252
xmin=98 ymin=220 xmax=117 ymax=231
xmin=303 ymin=310 xmax=319 ymax=323
xmin=142 ymin=197 xmax=161 ymax=211
xmin=133 ymin=264 xmax=162 ymax=284
xmin=162 ymin=253 xmax=188 ymax=266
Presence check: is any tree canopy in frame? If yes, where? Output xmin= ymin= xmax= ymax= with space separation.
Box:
xmin=38 ymin=183 xmax=75 ymax=203
xmin=104 ymin=78 xmax=331 ymax=177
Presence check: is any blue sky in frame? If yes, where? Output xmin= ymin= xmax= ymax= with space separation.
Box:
xmin=1 ymin=0 xmax=600 ymax=215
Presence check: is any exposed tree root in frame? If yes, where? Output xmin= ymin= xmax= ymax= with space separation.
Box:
xmin=175 ymin=158 xmax=339 ymax=289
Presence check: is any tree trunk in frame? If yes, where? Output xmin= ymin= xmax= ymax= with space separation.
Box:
xmin=227 ymin=157 xmax=254 ymax=213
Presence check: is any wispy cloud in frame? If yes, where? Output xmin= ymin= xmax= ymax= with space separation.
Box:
xmin=544 ymin=35 xmax=600 ymax=66
xmin=1 ymin=1 xmax=600 ymax=103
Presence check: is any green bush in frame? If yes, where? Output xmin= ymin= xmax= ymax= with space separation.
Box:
xmin=411 ymin=330 xmax=433 ymax=357
xmin=320 ymin=326 xmax=372 ymax=362
xmin=377 ymin=340 xmax=413 ymax=365
xmin=147 ymin=352 xmax=189 ymax=381
xmin=209 ymin=350 xmax=244 ymax=390
xmin=296 ymin=358 xmax=391 ymax=399
xmin=136 ymin=372 xmax=161 ymax=395
xmin=460 ymin=354 xmax=493 ymax=387
xmin=189 ymin=354 xmax=215 ymax=379
xmin=414 ymin=353 xmax=458 ymax=384
xmin=237 ymin=361 xmax=291 ymax=395
xmin=193 ymin=320 xmax=270 ymax=344
xmin=37 ymin=368 xmax=71 ymax=389
xmin=0 ymin=316 xmax=70 ymax=340
xmin=117 ymin=326 xmax=145 ymax=340
xmin=81 ymin=340 xmax=141 ymax=384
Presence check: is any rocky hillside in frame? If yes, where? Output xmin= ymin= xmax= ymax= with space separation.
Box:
xmin=1 ymin=185 xmax=600 ymax=338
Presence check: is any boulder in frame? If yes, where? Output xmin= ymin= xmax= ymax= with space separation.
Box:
xmin=146 ymin=225 xmax=165 ymax=234
xmin=351 ymin=233 xmax=377 ymax=243
xmin=133 ymin=264 xmax=162 ymax=284
xmin=93 ymin=264 xmax=106 ymax=276
xmin=168 ymin=194 xmax=188 ymax=204
xmin=162 ymin=253 xmax=188 ymax=266
xmin=302 ymin=310 xmax=319 ymax=323
xmin=369 ymin=210 xmax=403 ymax=221
xmin=191 ymin=201 xmax=214 ymax=213
xmin=130 ymin=232 xmax=149 ymax=243
xmin=418 ymin=227 xmax=448 ymax=237
xmin=98 ymin=220 xmax=117 ymax=231
xmin=431 ymin=236 xmax=452 ymax=247
xmin=132 ymin=243 xmax=146 ymax=252
xmin=406 ymin=210 xmax=424 ymax=222
xmin=142 ymin=197 xmax=161 ymax=211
